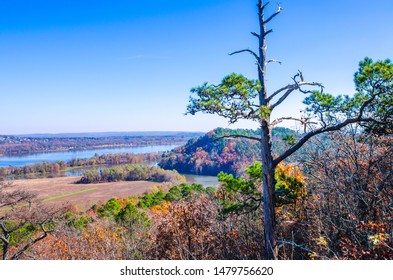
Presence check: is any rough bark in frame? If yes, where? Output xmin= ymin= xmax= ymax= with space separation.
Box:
xmin=257 ymin=0 xmax=279 ymax=259
xmin=260 ymin=122 xmax=276 ymax=259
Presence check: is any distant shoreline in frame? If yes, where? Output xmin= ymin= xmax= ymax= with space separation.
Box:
xmin=0 ymin=133 xmax=201 ymax=157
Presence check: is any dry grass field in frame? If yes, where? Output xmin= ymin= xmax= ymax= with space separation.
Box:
xmin=11 ymin=177 xmax=159 ymax=211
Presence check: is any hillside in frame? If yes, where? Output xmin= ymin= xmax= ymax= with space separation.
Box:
xmin=159 ymin=127 xmax=297 ymax=176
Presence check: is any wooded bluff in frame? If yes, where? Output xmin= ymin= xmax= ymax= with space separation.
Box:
xmin=159 ymin=127 xmax=298 ymax=176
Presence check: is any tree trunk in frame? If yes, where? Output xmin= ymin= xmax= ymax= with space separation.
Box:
xmin=257 ymin=0 xmax=276 ymax=259
xmin=2 ymin=236 xmax=9 ymax=260
xmin=260 ymin=121 xmax=276 ymax=259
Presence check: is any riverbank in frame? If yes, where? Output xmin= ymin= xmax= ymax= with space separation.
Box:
xmin=0 ymin=132 xmax=201 ymax=157
xmin=0 ymin=144 xmax=180 ymax=168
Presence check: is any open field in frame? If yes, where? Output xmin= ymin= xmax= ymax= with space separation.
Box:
xmin=11 ymin=177 xmax=159 ymax=211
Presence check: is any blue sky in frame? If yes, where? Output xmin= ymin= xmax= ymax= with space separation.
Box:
xmin=0 ymin=0 xmax=392 ymax=134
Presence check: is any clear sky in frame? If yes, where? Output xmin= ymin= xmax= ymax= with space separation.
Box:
xmin=0 ymin=0 xmax=392 ymax=135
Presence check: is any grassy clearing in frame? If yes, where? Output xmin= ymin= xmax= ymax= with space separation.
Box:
xmin=40 ymin=188 xmax=98 ymax=202
xmin=3 ymin=177 xmax=158 ymax=211
xmin=1 ymin=188 xmax=99 ymax=211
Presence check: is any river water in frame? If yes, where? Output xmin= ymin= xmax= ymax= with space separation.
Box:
xmin=183 ymin=174 xmax=219 ymax=187
xmin=0 ymin=144 xmax=179 ymax=168
xmin=0 ymin=144 xmax=219 ymax=186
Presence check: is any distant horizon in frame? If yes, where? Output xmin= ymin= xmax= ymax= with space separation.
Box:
xmin=2 ymin=130 xmax=206 ymax=137
xmin=2 ymin=126 xmax=297 ymax=138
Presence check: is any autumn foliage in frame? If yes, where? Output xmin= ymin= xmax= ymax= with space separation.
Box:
xmin=297 ymin=131 xmax=393 ymax=259
xmin=2 ymin=128 xmax=392 ymax=260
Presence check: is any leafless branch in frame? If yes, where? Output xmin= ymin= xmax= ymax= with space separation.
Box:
xmin=269 ymin=72 xmax=324 ymax=110
xmin=293 ymin=70 xmax=324 ymax=94
xmin=259 ymin=1 xmax=270 ymax=11
xmin=10 ymin=223 xmax=52 ymax=260
xmin=214 ymin=134 xmax=262 ymax=142
xmin=257 ymin=61 xmax=265 ymax=76
xmin=251 ymin=32 xmax=260 ymax=39
xmin=278 ymin=240 xmax=313 ymax=253
xmin=273 ymin=116 xmax=377 ymax=167
xmin=229 ymin=49 xmax=259 ymax=61
xmin=318 ymin=110 xmax=327 ymax=128
xmin=264 ymin=5 xmax=282 ymax=25
xmin=270 ymin=87 xmax=298 ymax=110
xmin=267 ymin=84 xmax=294 ymax=102
xmin=265 ymin=29 xmax=273 ymax=36
xmin=0 ymin=182 xmax=36 ymax=209
xmin=267 ymin=59 xmax=282 ymax=65
xmin=270 ymin=117 xmax=304 ymax=127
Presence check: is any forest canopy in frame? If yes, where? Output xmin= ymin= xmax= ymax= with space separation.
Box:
xmin=159 ymin=127 xmax=297 ymax=176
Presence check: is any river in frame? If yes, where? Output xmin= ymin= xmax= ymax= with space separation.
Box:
xmin=0 ymin=144 xmax=179 ymax=168
xmin=0 ymin=144 xmax=219 ymax=186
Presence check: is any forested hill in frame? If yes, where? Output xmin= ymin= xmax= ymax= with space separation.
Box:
xmin=159 ymin=127 xmax=297 ymax=176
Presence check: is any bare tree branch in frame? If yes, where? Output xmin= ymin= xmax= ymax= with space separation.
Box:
xmin=271 ymin=116 xmax=317 ymax=132
xmin=251 ymin=31 xmax=260 ymax=39
xmin=264 ymin=5 xmax=282 ymax=24
xmin=292 ymin=70 xmax=324 ymax=94
xmin=278 ymin=240 xmax=313 ymax=253
xmin=273 ymin=116 xmax=377 ymax=167
xmin=270 ymin=117 xmax=304 ymax=127
xmin=0 ymin=182 xmax=36 ymax=209
xmin=10 ymin=224 xmax=51 ymax=260
xmin=214 ymin=134 xmax=262 ymax=142
xmin=229 ymin=49 xmax=259 ymax=61
xmin=267 ymin=84 xmax=295 ymax=102
xmin=269 ymin=71 xmax=324 ymax=110
xmin=258 ymin=1 xmax=270 ymax=11
xmin=270 ymin=87 xmax=298 ymax=110
xmin=265 ymin=29 xmax=273 ymax=36
xmin=267 ymin=59 xmax=282 ymax=65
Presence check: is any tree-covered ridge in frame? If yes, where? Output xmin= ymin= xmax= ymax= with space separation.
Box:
xmin=77 ymin=164 xmax=186 ymax=185
xmin=159 ymin=127 xmax=297 ymax=176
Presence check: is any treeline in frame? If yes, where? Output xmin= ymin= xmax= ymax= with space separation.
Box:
xmin=97 ymin=182 xmax=214 ymax=212
xmin=69 ymin=152 xmax=161 ymax=167
xmin=0 ymin=134 xmax=191 ymax=156
xmin=77 ymin=164 xmax=186 ymax=185
xmin=159 ymin=127 xmax=297 ymax=176
xmin=0 ymin=152 xmax=161 ymax=179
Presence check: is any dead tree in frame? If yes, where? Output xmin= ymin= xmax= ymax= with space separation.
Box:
xmin=187 ymin=0 xmax=393 ymax=259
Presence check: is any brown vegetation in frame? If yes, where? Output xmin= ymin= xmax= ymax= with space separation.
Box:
xmin=2 ymin=130 xmax=392 ymax=260
xmin=0 ymin=181 xmax=65 ymax=260
xmin=12 ymin=177 xmax=160 ymax=211
xmin=298 ymin=131 xmax=393 ymax=259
